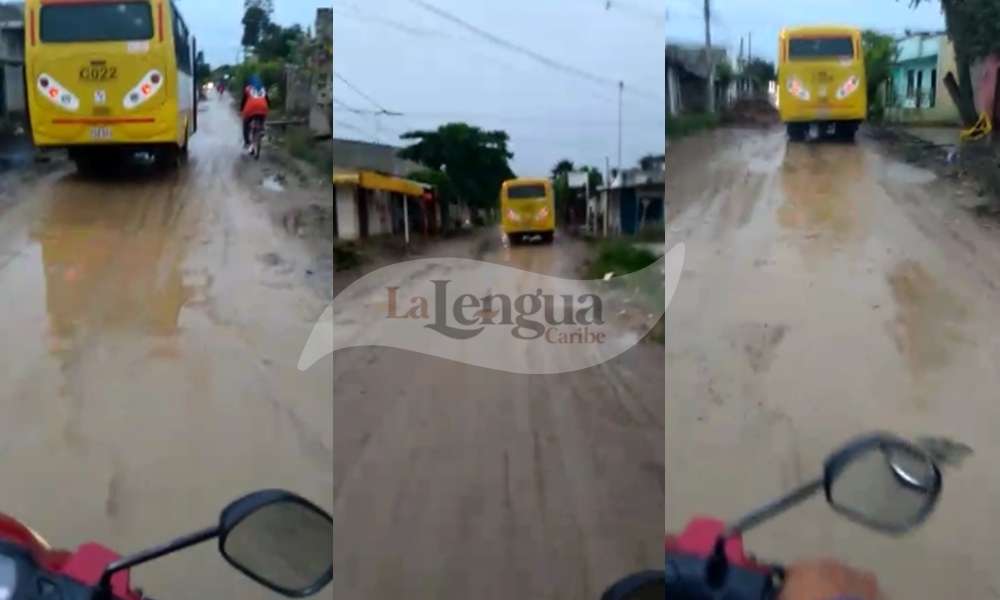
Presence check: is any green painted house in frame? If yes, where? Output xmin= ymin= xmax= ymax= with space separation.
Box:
xmin=884 ymin=31 xmax=960 ymax=124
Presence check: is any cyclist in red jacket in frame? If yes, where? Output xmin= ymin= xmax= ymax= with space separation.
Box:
xmin=240 ymin=75 xmax=269 ymax=150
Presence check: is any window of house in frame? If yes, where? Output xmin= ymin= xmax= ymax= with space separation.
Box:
xmin=906 ymin=69 xmax=915 ymax=98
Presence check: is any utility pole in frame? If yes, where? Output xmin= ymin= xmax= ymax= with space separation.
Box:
xmin=617 ymin=81 xmax=623 ymax=176
xmin=703 ymin=0 xmax=715 ymax=114
xmin=603 ymin=156 xmax=610 ymax=237
xmin=748 ymin=31 xmax=752 ymax=63
xmin=738 ymin=37 xmax=744 ymax=97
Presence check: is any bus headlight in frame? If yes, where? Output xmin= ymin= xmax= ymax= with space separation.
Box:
xmin=123 ymin=70 xmax=164 ymax=110
xmin=36 ymin=73 xmax=79 ymax=112
xmin=835 ymin=75 xmax=860 ymax=100
xmin=536 ymin=206 xmax=550 ymax=221
xmin=786 ymin=77 xmax=810 ymax=101
xmin=506 ymin=208 xmax=522 ymax=223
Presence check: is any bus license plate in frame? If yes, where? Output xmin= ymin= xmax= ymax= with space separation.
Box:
xmin=90 ymin=127 xmax=111 ymax=140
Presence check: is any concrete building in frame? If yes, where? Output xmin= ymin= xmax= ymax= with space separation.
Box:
xmin=666 ymin=43 xmax=728 ymax=116
xmin=884 ymin=31 xmax=961 ymax=124
xmin=596 ymin=155 xmax=665 ymax=236
xmin=332 ymin=138 xmax=436 ymax=241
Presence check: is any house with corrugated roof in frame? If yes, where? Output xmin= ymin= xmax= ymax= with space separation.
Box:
xmin=333 ymin=138 xmax=438 ymax=241
xmin=666 ymin=43 xmax=728 ymax=116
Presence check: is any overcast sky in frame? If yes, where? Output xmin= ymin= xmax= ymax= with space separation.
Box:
xmin=667 ymin=0 xmax=945 ymax=64
xmin=177 ymin=0 xmax=328 ymax=68
xmin=332 ymin=0 xmax=665 ymax=176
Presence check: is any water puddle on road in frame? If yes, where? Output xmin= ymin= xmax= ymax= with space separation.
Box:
xmin=777 ymin=143 xmax=868 ymax=244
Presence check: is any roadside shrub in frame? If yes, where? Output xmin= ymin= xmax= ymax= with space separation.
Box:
xmin=333 ymin=241 xmax=363 ymax=271
xmin=585 ymin=240 xmax=658 ymax=279
xmin=667 ymin=112 xmax=720 ymax=139
xmin=284 ymin=126 xmax=332 ymax=174
xmin=230 ymin=60 xmax=286 ymax=106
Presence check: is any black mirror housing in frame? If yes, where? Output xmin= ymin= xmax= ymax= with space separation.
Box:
xmin=823 ymin=432 xmax=942 ymax=535
xmin=218 ymin=489 xmax=333 ymax=597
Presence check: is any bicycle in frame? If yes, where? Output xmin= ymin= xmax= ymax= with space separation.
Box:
xmin=247 ymin=117 xmax=265 ymax=160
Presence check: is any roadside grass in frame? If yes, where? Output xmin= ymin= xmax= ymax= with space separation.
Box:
xmin=667 ymin=112 xmax=720 ymax=139
xmin=584 ymin=239 xmax=665 ymax=344
xmin=585 ymin=239 xmax=659 ymax=279
xmin=333 ymin=241 xmax=364 ymax=271
xmin=285 ymin=126 xmax=333 ymax=175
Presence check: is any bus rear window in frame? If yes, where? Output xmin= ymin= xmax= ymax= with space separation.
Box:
xmin=788 ymin=37 xmax=854 ymax=60
xmin=40 ymin=3 xmax=154 ymax=43
xmin=507 ymin=185 xmax=547 ymax=199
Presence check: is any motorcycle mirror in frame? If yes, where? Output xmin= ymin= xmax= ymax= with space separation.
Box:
xmin=218 ymin=490 xmax=332 ymax=597
xmin=824 ymin=433 xmax=942 ymax=534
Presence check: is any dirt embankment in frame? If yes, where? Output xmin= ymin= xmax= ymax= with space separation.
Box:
xmin=867 ymin=125 xmax=1000 ymax=220
xmin=232 ymin=134 xmax=333 ymax=299
xmin=721 ymin=97 xmax=780 ymax=128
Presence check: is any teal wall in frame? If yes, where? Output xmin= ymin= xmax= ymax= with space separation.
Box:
xmin=889 ymin=57 xmax=938 ymax=109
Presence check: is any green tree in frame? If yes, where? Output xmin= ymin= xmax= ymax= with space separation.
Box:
xmin=257 ymin=23 xmax=306 ymax=62
xmin=241 ymin=0 xmax=273 ymax=49
xmin=551 ymin=159 xmax=574 ymax=220
xmin=744 ymin=58 xmax=775 ymax=93
xmin=903 ymin=0 xmax=1000 ymax=125
xmin=399 ymin=123 xmax=516 ymax=215
xmin=195 ymin=50 xmax=212 ymax=85
xmin=862 ymin=30 xmax=896 ymax=116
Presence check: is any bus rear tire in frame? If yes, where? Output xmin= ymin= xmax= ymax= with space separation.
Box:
xmin=836 ymin=122 xmax=858 ymax=143
xmin=70 ymin=149 xmax=106 ymax=177
xmin=155 ymin=145 xmax=181 ymax=170
xmin=541 ymin=231 xmax=554 ymax=244
xmin=786 ymin=123 xmax=806 ymax=142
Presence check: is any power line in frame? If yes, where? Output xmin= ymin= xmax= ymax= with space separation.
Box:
xmin=603 ymin=0 xmax=664 ymax=22
xmin=334 ymin=73 xmax=403 ymax=116
xmin=406 ymin=0 xmax=663 ymax=103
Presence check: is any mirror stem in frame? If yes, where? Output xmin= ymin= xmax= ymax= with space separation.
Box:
xmin=724 ymin=478 xmax=823 ymax=538
xmin=96 ymin=525 xmax=220 ymax=596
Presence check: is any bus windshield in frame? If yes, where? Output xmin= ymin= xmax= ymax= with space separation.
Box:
xmin=788 ymin=37 xmax=854 ymax=60
xmin=507 ymin=185 xmax=547 ymax=200
xmin=40 ymin=2 xmax=154 ymax=43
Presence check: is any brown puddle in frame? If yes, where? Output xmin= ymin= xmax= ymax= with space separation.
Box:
xmin=887 ymin=260 xmax=969 ymax=373
xmin=777 ymin=144 xmax=868 ymax=248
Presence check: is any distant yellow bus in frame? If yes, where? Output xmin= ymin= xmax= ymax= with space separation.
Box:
xmin=24 ymin=0 xmax=198 ymax=171
xmin=778 ymin=26 xmax=866 ymax=141
xmin=500 ymin=178 xmax=555 ymax=244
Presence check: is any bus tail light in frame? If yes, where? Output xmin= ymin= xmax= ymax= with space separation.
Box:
xmin=506 ymin=209 xmax=522 ymax=223
xmin=36 ymin=73 xmax=79 ymax=112
xmin=536 ymin=206 xmax=550 ymax=221
xmin=835 ymin=75 xmax=860 ymax=100
xmin=124 ymin=70 xmax=164 ymax=109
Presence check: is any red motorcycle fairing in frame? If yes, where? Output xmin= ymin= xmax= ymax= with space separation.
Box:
xmin=665 ymin=516 xmax=771 ymax=574
xmin=0 ymin=513 xmax=139 ymax=600
xmin=0 ymin=513 xmax=70 ymax=570
xmin=58 ymin=543 xmax=141 ymax=600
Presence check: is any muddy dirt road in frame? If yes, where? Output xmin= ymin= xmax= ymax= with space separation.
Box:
xmin=667 ymin=127 xmax=1000 ymax=598
xmin=0 ymin=96 xmax=332 ymax=596
xmin=333 ymin=233 xmax=664 ymax=599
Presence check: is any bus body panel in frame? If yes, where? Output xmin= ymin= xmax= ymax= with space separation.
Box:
xmin=24 ymin=0 xmax=194 ymax=150
xmin=777 ymin=26 xmax=866 ymax=124
xmin=500 ymin=178 xmax=556 ymax=236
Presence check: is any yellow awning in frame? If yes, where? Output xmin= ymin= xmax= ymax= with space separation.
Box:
xmin=333 ymin=170 xmax=426 ymax=197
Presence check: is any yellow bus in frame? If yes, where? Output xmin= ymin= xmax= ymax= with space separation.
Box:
xmin=24 ymin=0 xmax=199 ymax=171
xmin=778 ymin=26 xmax=866 ymax=141
xmin=500 ymin=178 xmax=555 ymax=244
